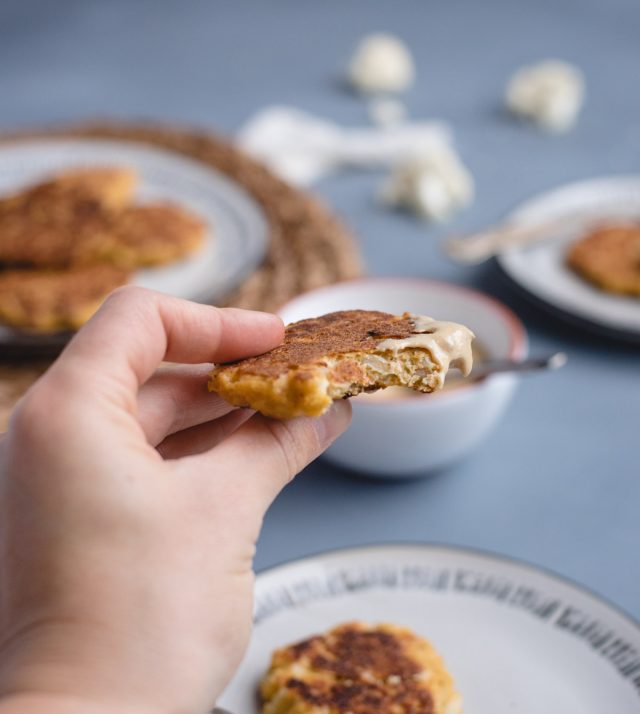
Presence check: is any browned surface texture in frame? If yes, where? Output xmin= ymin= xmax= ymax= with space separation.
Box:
xmin=217 ymin=310 xmax=413 ymax=378
xmin=0 ymin=167 xmax=137 ymax=267
xmin=261 ymin=622 xmax=462 ymax=714
xmin=0 ymin=169 xmax=204 ymax=270
xmin=0 ymin=121 xmax=362 ymax=425
xmin=37 ymin=167 xmax=137 ymax=211
xmin=567 ymin=223 xmax=640 ymax=296
xmin=0 ymin=264 xmax=130 ymax=331
xmin=104 ymin=203 xmax=206 ymax=267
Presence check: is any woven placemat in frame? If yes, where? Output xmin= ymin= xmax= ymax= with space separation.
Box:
xmin=0 ymin=121 xmax=363 ymax=428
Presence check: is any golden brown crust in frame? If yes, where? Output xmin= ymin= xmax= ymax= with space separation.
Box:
xmin=39 ymin=167 xmax=138 ymax=211
xmin=102 ymin=203 xmax=206 ymax=267
xmin=208 ymin=310 xmax=472 ymax=419
xmin=0 ymin=168 xmax=207 ymax=332
xmin=226 ymin=310 xmax=415 ymax=379
xmin=0 ymin=169 xmax=204 ymax=270
xmin=0 ymin=168 xmax=137 ymax=267
xmin=0 ymin=264 xmax=130 ymax=331
xmin=260 ymin=622 xmax=462 ymax=714
xmin=567 ymin=223 xmax=640 ymax=297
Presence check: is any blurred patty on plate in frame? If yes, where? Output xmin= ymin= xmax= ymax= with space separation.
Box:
xmin=260 ymin=621 xmax=462 ymax=714
xmin=0 ymin=264 xmax=130 ymax=331
xmin=0 ymin=167 xmax=137 ymax=267
xmin=567 ymin=223 xmax=640 ymax=297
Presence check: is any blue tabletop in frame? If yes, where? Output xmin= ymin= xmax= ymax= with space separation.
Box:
xmin=1 ymin=0 xmax=638 ymax=617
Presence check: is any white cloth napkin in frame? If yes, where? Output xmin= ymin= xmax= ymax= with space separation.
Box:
xmin=237 ymin=105 xmax=452 ymax=186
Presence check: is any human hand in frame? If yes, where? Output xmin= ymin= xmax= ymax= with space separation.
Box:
xmin=0 ymin=287 xmax=351 ymax=713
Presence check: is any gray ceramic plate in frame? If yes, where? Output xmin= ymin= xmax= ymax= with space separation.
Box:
xmin=0 ymin=138 xmax=268 ymax=353
xmin=497 ymin=175 xmax=640 ymax=342
xmin=219 ymin=544 xmax=640 ymax=713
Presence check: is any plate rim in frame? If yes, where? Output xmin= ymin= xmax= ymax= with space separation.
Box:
xmin=255 ymin=540 xmax=640 ymax=633
xmin=495 ymin=258 xmax=640 ymax=344
xmin=495 ymin=173 xmax=640 ymax=342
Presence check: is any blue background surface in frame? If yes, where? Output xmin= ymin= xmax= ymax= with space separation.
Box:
xmin=0 ymin=0 xmax=638 ymax=616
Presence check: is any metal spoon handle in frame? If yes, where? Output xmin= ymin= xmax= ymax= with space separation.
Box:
xmin=470 ymin=352 xmax=567 ymax=380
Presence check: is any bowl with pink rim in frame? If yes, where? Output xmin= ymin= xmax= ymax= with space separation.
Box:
xmin=277 ymin=277 xmax=528 ymax=477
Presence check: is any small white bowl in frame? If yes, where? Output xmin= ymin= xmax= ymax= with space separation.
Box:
xmin=278 ymin=277 xmax=528 ymax=477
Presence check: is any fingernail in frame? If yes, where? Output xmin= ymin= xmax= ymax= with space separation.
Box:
xmin=251 ymin=311 xmax=284 ymax=337
xmin=226 ymin=308 xmax=283 ymax=329
xmin=256 ymin=311 xmax=284 ymax=327
xmin=246 ymin=310 xmax=282 ymax=324
xmin=316 ymin=400 xmax=352 ymax=448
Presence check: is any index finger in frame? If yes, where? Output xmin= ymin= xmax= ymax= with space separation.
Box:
xmin=55 ymin=286 xmax=284 ymax=393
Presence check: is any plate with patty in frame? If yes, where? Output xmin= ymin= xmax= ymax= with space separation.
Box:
xmin=495 ymin=175 xmax=640 ymax=342
xmin=218 ymin=544 xmax=640 ymax=713
xmin=0 ymin=138 xmax=268 ymax=351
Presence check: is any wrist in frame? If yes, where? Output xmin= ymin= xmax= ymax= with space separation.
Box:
xmin=0 ymin=693 xmax=158 ymax=714
xmin=0 ymin=622 xmax=169 ymax=714
xmin=0 ymin=616 xmax=225 ymax=713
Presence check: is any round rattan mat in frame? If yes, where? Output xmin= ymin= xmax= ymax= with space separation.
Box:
xmin=0 ymin=121 xmax=363 ymax=429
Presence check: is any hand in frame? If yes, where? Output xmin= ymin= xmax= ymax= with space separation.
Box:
xmin=0 ymin=287 xmax=351 ymax=713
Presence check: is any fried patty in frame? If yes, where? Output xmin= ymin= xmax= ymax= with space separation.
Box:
xmin=0 ymin=264 xmax=130 ymax=331
xmin=0 ymin=167 xmax=137 ymax=267
xmin=567 ymin=223 xmax=640 ymax=297
xmin=42 ymin=167 xmax=138 ymax=211
xmin=0 ymin=169 xmax=205 ymax=271
xmin=209 ymin=310 xmax=474 ymax=419
xmin=260 ymin=622 xmax=463 ymax=714
xmin=100 ymin=203 xmax=206 ymax=268
xmin=0 ymin=168 xmax=208 ymax=333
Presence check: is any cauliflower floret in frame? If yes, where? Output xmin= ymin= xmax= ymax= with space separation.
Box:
xmin=380 ymin=144 xmax=474 ymax=222
xmin=505 ymin=59 xmax=585 ymax=133
xmin=348 ymin=33 xmax=415 ymax=94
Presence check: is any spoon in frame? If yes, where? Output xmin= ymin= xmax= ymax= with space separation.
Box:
xmin=467 ymin=352 xmax=567 ymax=381
xmin=444 ymin=216 xmax=582 ymax=264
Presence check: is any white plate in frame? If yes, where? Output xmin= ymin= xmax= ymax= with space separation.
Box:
xmin=496 ymin=176 xmax=640 ymax=341
xmin=219 ymin=544 xmax=640 ymax=713
xmin=0 ymin=138 xmax=268 ymax=348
